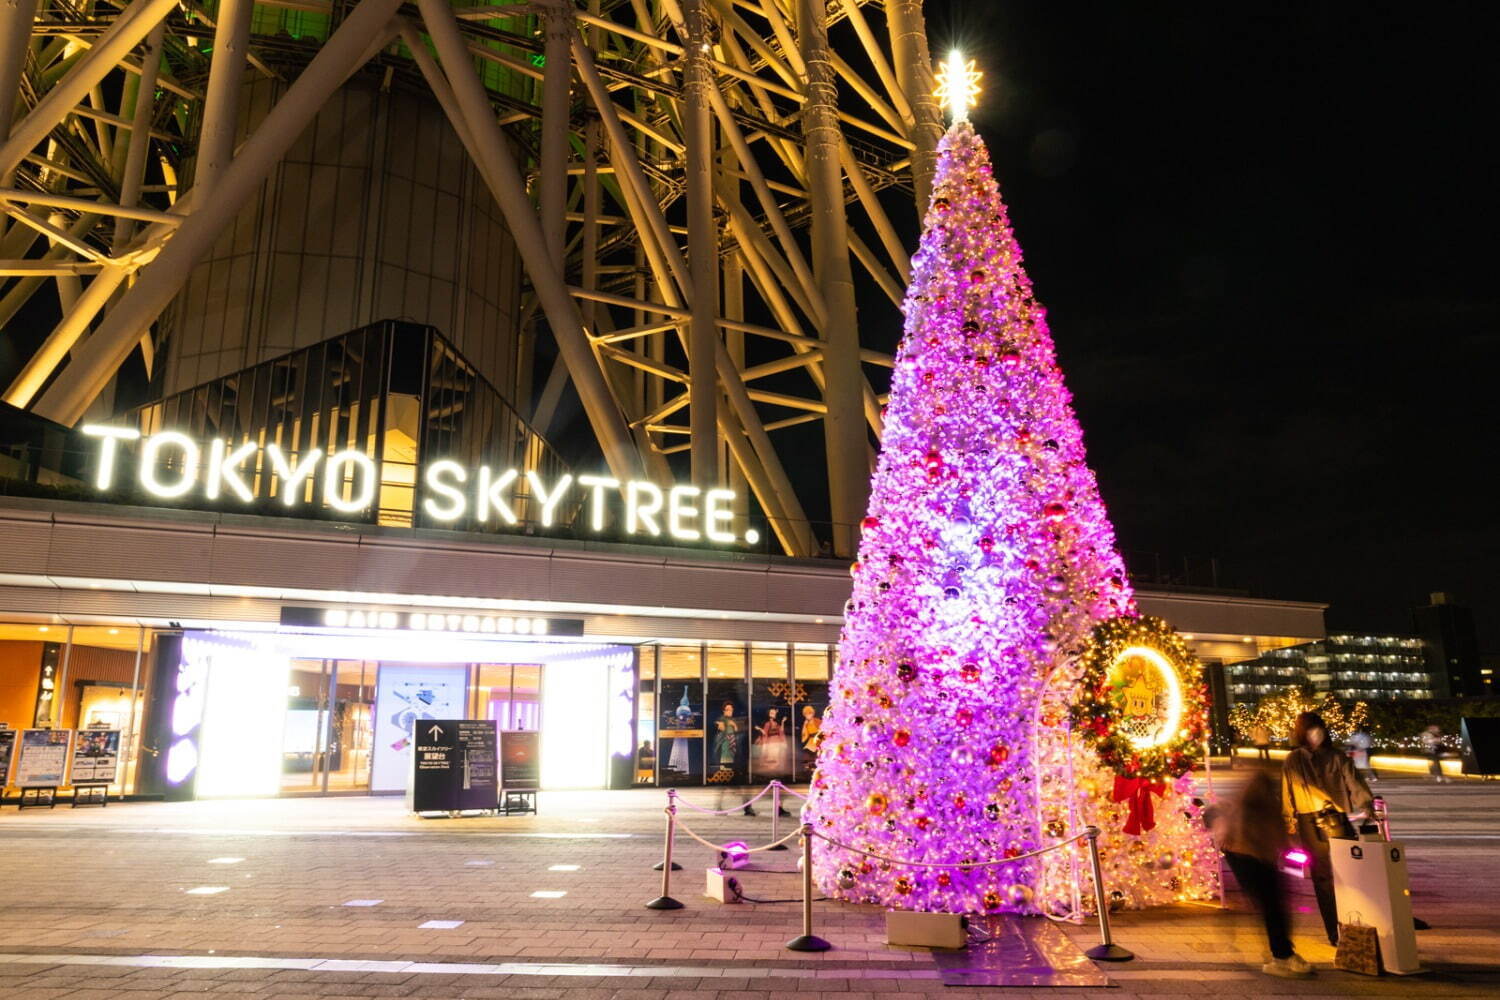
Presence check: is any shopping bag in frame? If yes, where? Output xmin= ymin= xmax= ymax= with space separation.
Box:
xmin=1334 ymin=914 xmax=1382 ymax=976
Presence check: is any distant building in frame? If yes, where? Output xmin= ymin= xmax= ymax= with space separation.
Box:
xmin=1226 ymin=632 xmax=1435 ymax=705
xmin=1412 ymin=592 xmax=1483 ymax=697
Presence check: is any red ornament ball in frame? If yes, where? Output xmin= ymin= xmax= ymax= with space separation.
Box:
xmin=893 ymin=729 xmax=912 ymax=747
xmin=861 ymin=515 xmax=880 ymax=531
xmin=960 ymin=662 xmax=981 ymax=684
xmin=955 ymin=707 xmax=974 ymax=728
xmin=866 ymin=793 xmax=889 ymax=815
xmin=896 ymin=661 xmax=918 ymax=683
xmin=988 ymin=744 xmax=1010 ymax=766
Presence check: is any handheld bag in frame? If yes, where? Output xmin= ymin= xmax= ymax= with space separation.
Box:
xmin=1334 ymin=913 xmax=1382 ymax=976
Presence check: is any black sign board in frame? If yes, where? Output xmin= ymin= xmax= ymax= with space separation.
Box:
xmin=500 ymin=730 xmax=541 ymax=789
xmin=279 ymin=606 xmax=585 ymax=637
xmin=410 ymin=720 xmax=498 ymax=812
xmin=0 ymin=728 xmax=16 ymax=786
xmin=1461 ymin=716 xmax=1500 ymax=776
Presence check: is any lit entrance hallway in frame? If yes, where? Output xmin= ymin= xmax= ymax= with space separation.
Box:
xmin=1 ymin=777 xmax=1498 ymax=999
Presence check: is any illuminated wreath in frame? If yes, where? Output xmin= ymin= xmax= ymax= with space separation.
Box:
xmin=1070 ymin=615 xmax=1207 ymax=782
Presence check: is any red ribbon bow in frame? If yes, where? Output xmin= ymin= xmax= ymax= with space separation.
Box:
xmin=1112 ymin=776 xmax=1166 ymax=835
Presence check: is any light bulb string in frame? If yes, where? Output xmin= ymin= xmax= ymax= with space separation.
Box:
xmin=670 ymin=813 xmax=806 ymax=854
xmin=809 ymin=828 xmax=1089 ymax=870
xmin=669 ymin=782 xmax=780 ymax=815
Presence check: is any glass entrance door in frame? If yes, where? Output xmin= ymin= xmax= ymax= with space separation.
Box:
xmin=282 ymin=659 xmax=331 ymax=794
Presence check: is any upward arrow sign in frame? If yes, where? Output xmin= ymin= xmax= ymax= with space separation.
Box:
xmin=428 ymin=724 xmax=444 ymax=741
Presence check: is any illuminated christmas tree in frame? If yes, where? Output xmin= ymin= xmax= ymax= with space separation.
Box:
xmin=804 ymin=59 xmax=1216 ymax=917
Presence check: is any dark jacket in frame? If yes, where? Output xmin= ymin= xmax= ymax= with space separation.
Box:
xmin=1281 ymin=743 xmax=1374 ymax=833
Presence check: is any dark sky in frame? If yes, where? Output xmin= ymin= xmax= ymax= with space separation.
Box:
xmin=916 ymin=3 xmax=1499 ymax=646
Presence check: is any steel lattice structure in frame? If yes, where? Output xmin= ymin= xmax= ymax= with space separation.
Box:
xmin=0 ymin=0 xmax=946 ymax=556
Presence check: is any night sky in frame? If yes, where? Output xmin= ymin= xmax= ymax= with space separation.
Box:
xmin=916 ymin=2 xmax=1499 ymax=646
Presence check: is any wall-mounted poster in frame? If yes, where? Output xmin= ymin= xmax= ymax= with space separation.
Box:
xmin=370 ymin=665 xmax=467 ymax=792
xmin=0 ymin=728 xmax=16 ymax=786
xmin=500 ymin=729 xmax=541 ymax=789
xmin=16 ymin=729 xmax=71 ymax=787
xmin=71 ymin=728 xmax=121 ymax=784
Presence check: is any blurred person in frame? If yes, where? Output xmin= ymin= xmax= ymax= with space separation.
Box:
xmin=1209 ymin=771 xmax=1313 ymax=979
xmin=1347 ymin=725 xmax=1376 ymax=783
xmin=1421 ymin=725 xmax=1447 ymax=783
xmin=1282 ymin=711 xmax=1374 ymax=945
xmin=1252 ymin=722 xmax=1273 ymax=761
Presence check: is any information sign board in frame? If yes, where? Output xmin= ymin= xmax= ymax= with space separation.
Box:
xmin=71 ymin=728 xmax=121 ymax=784
xmin=0 ymin=728 xmax=16 ymax=786
xmin=410 ymin=720 xmax=498 ymax=812
xmin=500 ymin=730 xmax=541 ymax=789
xmin=16 ymin=729 xmax=71 ymax=787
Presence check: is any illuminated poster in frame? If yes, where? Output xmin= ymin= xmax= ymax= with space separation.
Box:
xmin=70 ymin=729 xmax=121 ymax=784
xmin=371 ymin=665 xmax=466 ymax=792
xmin=500 ymin=730 xmax=541 ymax=789
xmin=16 ymin=728 xmax=71 ymax=787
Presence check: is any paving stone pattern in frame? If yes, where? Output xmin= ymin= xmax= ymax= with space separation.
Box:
xmin=0 ymin=774 xmax=1496 ymax=998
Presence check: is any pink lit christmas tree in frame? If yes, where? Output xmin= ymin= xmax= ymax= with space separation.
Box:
xmin=804 ymin=67 xmax=1216 ymax=917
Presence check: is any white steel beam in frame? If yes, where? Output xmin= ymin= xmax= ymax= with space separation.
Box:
xmin=31 ymin=0 xmax=406 ymax=425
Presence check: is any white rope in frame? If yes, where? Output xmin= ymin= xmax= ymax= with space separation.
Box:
xmin=673 ymin=814 xmax=806 ymax=854
xmin=671 ymin=782 xmax=778 ymax=815
xmin=809 ymin=829 xmax=1089 ymax=870
xmin=774 ymin=781 xmax=810 ymax=800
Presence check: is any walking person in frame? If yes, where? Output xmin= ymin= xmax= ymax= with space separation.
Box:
xmin=1281 ymin=711 xmax=1374 ymax=945
xmin=1209 ymin=771 xmax=1314 ymax=978
xmin=1347 ymin=725 xmax=1376 ymax=784
xmin=1252 ymin=722 xmax=1273 ymax=761
xmin=1421 ymin=725 xmax=1447 ymax=783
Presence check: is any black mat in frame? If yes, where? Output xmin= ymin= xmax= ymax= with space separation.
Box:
xmin=931 ymin=915 xmax=1115 ymax=988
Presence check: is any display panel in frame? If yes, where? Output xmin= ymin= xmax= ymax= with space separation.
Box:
xmin=370 ymin=664 xmax=467 ymax=793
xmin=657 ymin=646 xmax=703 ymax=787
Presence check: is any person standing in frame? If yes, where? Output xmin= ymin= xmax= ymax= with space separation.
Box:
xmin=1252 ymin=722 xmax=1273 ymax=761
xmin=1421 ymin=725 xmax=1447 ymax=783
xmin=1281 ymin=711 xmax=1374 ymax=945
xmin=1347 ymin=725 xmax=1376 ymax=784
xmin=1209 ymin=771 xmax=1313 ymax=979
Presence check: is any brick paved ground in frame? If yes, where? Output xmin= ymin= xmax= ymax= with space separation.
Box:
xmin=0 ymin=768 xmax=1495 ymax=998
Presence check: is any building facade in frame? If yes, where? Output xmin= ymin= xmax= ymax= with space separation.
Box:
xmin=1412 ymin=592 xmax=1483 ymax=697
xmin=1226 ymin=632 xmax=1435 ymax=706
xmin=0 ymin=321 xmax=1331 ymax=801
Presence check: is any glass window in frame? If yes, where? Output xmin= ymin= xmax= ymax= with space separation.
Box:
xmin=634 ymin=646 xmax=656 ymax=785
xmin=749 ymin=647 xmax=791 ymax=782
xmin=706 ymin=646 xmax=748 ymax=785
xmin=657 ymin=645 xmax=703 ymax=787
xmin=791 ymin=646 xmax=831 ymax=781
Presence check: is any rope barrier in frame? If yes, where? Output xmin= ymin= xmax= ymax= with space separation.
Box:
xmin=809 ymin=828 xmax=1088 ymax=869
xmin=671 ymin=782 xmax=778 ymax=815
xmin=673 ymin=814 xmax=805 ymax=855
xmin=774 ymin=781 xmax=810 ymax=800
xmin=645 ymin=816 xmax=1132 ymax=962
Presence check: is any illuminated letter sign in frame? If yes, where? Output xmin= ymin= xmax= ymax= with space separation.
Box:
xmin=81 ymin=428 xmax=761 ymax=546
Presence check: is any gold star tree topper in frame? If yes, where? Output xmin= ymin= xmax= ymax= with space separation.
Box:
xmin=934 ymin=49 xmax=982 ymax=122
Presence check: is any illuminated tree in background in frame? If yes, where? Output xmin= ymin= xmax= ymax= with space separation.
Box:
xmin=804 ymin=115 xmax=1218 ymax=916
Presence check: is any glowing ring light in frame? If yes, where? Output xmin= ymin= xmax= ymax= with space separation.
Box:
xmin=1107 ymin=646 xmax=1183 ymax=750
xmin=1070 ymin=615 xmax=1207 ymax=782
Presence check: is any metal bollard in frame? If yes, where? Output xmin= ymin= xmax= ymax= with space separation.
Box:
xmin=645 ymin=802 xmax=684 ymax=910
xmin=785 ymin=824 xmax=831 ymax=951
xmin=768 ymin=782 xmax=788 ymax=850
xmin=1082 ymin=825 xmax=1133 ymax=961
xmin=652 ymin=788 xmax=683 ymax=872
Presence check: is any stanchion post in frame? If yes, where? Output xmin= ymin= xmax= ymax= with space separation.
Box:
xmin=652 ymin=789 xmax=683 ymax=872
xmin=785 ymin=824 xmax=831 ymax=951
xmin=768 ymin=781 xmax=788 ymax=850
xmin=645 ymin=802 xmax=685 ymax=910
xmin=1082 ymin=825 xmax=1133 ymax=961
